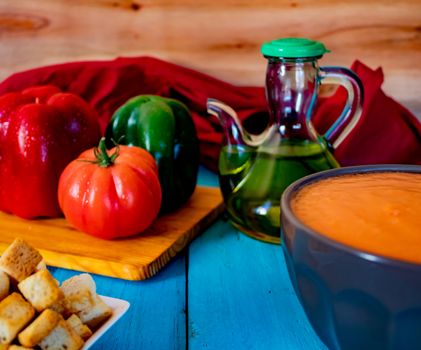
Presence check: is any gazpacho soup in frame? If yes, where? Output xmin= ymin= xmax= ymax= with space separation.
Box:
xmin=292 ymin=172 xmax=421 ymax=264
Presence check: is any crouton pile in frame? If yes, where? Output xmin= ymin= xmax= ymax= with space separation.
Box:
xmin=0 ymin=239 xmax=113 ymax=350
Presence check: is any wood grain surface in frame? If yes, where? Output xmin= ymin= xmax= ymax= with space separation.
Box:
xmin=0 ymin=186 xmax=223 ymax=281
xmin=0 ymin=0 xmax=420 ymax=118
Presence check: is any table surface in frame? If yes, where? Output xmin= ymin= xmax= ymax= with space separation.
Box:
xmin=51 ymin=166 xmax=327 ymax=350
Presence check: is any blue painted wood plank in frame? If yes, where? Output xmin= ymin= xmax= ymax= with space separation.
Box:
xmin=197 ymin=165 xmax=220 ymax=187
xmin=51 ymin=253 xmax=187 ymax=350
xmin=188 ymin=168 xmax=327 ymax=350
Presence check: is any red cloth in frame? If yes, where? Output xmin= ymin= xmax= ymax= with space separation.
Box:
xmin=0 ymin=57 xmax=419 ymax=171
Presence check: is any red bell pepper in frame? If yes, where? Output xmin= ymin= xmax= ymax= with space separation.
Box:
xmin=0 ymin=85 xmax=101 ymax=219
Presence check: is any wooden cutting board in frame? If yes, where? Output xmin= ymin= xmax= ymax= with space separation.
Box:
xmin=0 ymin=186 xmax=224 ymax=281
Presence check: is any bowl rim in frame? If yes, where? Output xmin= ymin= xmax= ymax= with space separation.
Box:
xmin=281 ymin=164 xmax=421 ymax=271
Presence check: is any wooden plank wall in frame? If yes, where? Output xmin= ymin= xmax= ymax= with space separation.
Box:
xmin=0 ymin=0 xmax=420 ymax=117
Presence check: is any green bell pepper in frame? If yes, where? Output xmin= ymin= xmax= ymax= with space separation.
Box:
xmin=105 ymin=95 xmax=200 ymax=213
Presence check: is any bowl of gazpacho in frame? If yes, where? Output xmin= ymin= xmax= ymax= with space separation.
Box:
xmin=280 ymin=165 xmax=421 ymax=350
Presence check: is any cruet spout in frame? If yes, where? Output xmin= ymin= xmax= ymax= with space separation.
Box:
xmin=207 ymin=98 xmax=246 ymax=146
xmin=207 ymin=98 xmax=266 ymax=147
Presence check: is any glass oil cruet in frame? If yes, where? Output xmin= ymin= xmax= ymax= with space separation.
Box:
xmin=207 ymin=38 xmax=364 ymax=244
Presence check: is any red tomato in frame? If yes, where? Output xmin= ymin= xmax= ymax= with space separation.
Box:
xmin=58 ymin=138 xmax=162 ymax=239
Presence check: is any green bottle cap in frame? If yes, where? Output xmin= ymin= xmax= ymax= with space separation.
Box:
xmin=261 ymin=38 xmax=330 ymax=58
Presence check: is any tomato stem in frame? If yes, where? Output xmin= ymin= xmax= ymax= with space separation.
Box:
xmin=94 ymin=137 xmax=119 ymax=167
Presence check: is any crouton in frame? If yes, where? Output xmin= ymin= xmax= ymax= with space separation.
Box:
xmin=18 ymin=270 xmax=63 ymax=312
xmin=0 ymin=239 xmax=42 ymax=282
xmin=77 ymin=295 xmax=112 ymax=329
xmin=0 ymin=272 xmax=9 ymax=302
xmin=38 ymin=318 xmax=83 ymax=350
xmin=66 ymin=314 xmax=92 ymax=340
xmin=0 ymin=293 xmax=35 ymax=344
xmin=0 ymin=344 xmax=8 ymax=350
xmin=8 ymin=346 xmax=34 ymax=350
xmin=61 ymin=274 xmax=96 ymax=315
xmin=18 ymin=309 xmax=61 ymax=347
xmin=49 ymin=299 xmax=65 ymax=316
xmin=61 ymin=274 xmax=96 ymax=297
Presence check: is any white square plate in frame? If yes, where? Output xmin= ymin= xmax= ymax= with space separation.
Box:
xmin=83 ymin=295 xmax=130 ymax=349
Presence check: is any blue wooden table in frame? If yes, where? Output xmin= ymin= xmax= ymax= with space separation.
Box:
xmin=51 ymin=167 xmax=327 ymax=350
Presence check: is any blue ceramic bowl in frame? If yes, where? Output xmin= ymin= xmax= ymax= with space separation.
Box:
xmin=281 ymin=165 xmax=421 ymax=350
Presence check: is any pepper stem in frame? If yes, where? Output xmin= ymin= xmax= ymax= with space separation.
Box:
xmin=93 ymin=137 xmax=119 ymax=167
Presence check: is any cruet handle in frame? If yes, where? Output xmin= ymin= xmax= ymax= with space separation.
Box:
xmin=319 ymin=67 xmax=364 ymax=149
